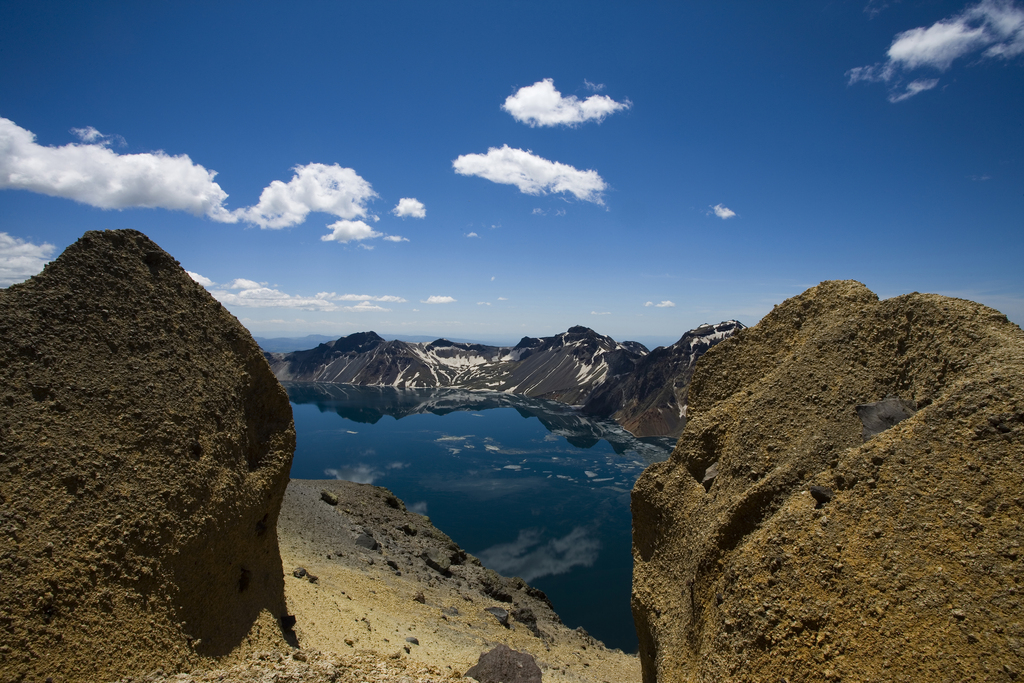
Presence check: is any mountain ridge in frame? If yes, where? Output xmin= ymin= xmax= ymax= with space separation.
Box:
xmin=265 ymin=321 xmax=744 ymax=437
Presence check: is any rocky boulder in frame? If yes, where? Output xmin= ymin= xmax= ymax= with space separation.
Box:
xmin=0 ymin=230 xmax=295 ymax=681
xmin=632 ymin=280 xmax=1024 ymax=682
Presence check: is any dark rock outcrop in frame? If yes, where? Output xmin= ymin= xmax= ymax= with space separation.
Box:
xmin=464 ymin=644 xmax=543 ymax=683
xmin=632 ymin=280 xmax=1024 ymax=682
xmin=0 ymin=230 xmax=295 ymax=681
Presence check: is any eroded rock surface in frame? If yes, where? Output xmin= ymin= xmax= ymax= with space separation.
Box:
xmin=632 ymin=280 xmax=1024 ymax=682
xmin=0 ymin=230 xmax=295 ymax=681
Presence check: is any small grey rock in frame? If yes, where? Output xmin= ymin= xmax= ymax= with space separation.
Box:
xmin=405 ymin=636 xmax=419 ymax=645
xmin=355 ymin=533 xmax=379 ymax=551
xmin=485 ymin=606 xmax=510 ymax=627
xmin=422 ymin=548 xmax=451 ymax=574
xmin=856 ymin=396 xmax=917 ymax=440
xmin=292 ymin=567 xmax=307 ymax=579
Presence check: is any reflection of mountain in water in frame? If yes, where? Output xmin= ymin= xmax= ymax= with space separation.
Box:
xmin=285 ymin=383 xmax=676 ymax=463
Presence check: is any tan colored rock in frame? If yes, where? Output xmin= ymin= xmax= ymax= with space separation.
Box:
xmin=632 ymin=280 xmax=1024 ymax=682
xmin=0 ymin=230 xmax=295 ymax=681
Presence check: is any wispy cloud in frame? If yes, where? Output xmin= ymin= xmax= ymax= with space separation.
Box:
xmin=475 ymin=527 xmax=601 ymax=582
xmin=644 ymin=300 xmax=676 ymax=308
xmin=422 ymin=295 xmax=456 ymax=304
xmin=0 ymin=233 xmax=56 ymax=287
xmin=195 ymin=277 xmax=405 ymax=311
xmin=848 ymin=0 xmax=1024 ymax=102
xmin=383 ymin=234 xmax=409 ymax=242
xmin=453 ymin=145 xmax=607 ymax=204
xmin=392 ymin=197 xmax=426 ymax=218
xmin=502 ymin=78 xmax=630 ymax=127
xmin=710 ymin=204 xmax=736 ymax=219
xmin=466 ymin=231 xmax=479 ymax=238
xmin=591 ymin=310 xmax=611 ymax=315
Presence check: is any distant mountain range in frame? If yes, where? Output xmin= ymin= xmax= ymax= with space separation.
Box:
xmin=264 ymin=321 xmax=744 ymax=437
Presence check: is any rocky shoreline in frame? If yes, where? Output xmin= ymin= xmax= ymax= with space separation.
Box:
xmin=273 ymin=478 xmax=639 ymax=682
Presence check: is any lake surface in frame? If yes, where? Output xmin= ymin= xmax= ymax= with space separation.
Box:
xmin=285 ymin=383 xmax=675 ymax=653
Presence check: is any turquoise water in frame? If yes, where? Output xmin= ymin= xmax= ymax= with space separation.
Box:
xmin=285 ymin=384 xmax=675 ymax=653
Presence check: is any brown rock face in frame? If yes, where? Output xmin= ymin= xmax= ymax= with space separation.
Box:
xmin=632 ymin=281 xmax=1024 ymax=682
xmin=0 ymin=230 xmax=295 ymax=681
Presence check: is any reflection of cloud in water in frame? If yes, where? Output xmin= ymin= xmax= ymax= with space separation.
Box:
xmin=543 ymin=434 xmax=560 ymax=442
xmin=409 ymin=501 xmax=428 ymax=515
xmin=485 ymin=445 xmax=501 ymax=452
xmin=420 ymin=473 xmax=549 ymax=500
xmin=324 ymin=464 xmax=380 ymax=484
xmin=436 ymin=435 xmax=470 ymax=442
xmin=387 ymin=462 xmax=408 ymax=470
xmin=476 ymin=527 xmax=601 ymax=582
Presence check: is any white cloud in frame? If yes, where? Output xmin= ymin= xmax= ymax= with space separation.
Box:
xmin=656 ymin=300 xmax=676 ymax=308
xmin=502 ymin=78 xmax=630 ymax=127
xmin=498 ymin=296 xmax=508 ymax=301
xmin=532 ymin=208 xmax=545 ymax=215
xmin=422 ymin=295 xmax=456 ymax=304
xmin=320 ymin=219 xmax=383 ymax=243
xmin=711 ymin=204 xmax=736 ymax=219
xmin=0 ymin=233 xmax=55 ymax=286
xmin=0 ymin=117 xmax=392 ymax=236
xmin=240 ymin=163 xmax=378 ymax=229
xmin=591 ymin=311 xmax=611 ymax=315
xmin=848 ymin=0 xmax=1024 ymax=101
xmin=383 ymin=235 xmax=409 ymax=242
xmin=466 ymin=231 xmax=479 ymax=238
xmin=453 ymin=145 xmax=607 ymax=204
xmin=477 ymin=301 xmax=491 ymax=306
xmin=392 ymin=197 xmax=426 ymax=218
xmin=583 ymin=79 xmax=604 ymax=92
xmin=186 ymin=271 xmax=215 ymax=287
xmin=0 ymin=116 xmax=236 ymax=221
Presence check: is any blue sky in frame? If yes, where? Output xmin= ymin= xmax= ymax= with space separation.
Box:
xmin=1 ymin=1 xmax=1021 ymax=347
